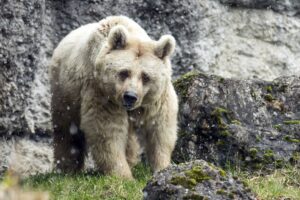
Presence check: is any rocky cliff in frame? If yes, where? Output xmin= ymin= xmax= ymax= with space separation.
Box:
xmin=0 ymin=0 xmax=299 ymax=179
xmin=1 ymin=0 xmax=300 ymax=135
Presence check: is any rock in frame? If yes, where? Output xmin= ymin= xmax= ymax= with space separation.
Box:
xmin=219 ymin=0 xmax=300 ymax=15
xmin=172 ymin=72 xmax=300 ymax=171
xmin=143 ymin=160 xmax=256 ymax=200
xmin=1 ymin=0 xmax=300 ymax=136
xmin=0 ymin=137 xmax=95 ymax=177
xmin=0 ymin=137 xmax=53 ymax=176
xmin=0 ymin=0 xmax=52 ymax=136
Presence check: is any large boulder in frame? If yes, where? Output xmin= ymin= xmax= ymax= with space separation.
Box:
xmin=173 ymin=72 xmax=300 ymax=170
xmin=143 ymin=160 xmax=256 ymax=200
xmin=219 ymin=0 xmax=300 ymax=15
xmin=1 ymin=0 xmax=300 ymax=136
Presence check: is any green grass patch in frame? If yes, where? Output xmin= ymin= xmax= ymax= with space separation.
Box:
xmin=17 ymin=163 xmax=300 ymax=200
xmin=22 ymin=164 xmax=151 ymax=200
xmin=231 ymin=165 xmax=300 ymax=200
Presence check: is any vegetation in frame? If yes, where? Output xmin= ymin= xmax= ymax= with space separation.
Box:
xmin=283 ymin=120 xmax=300 ymax=125
xmin=229 ymin=165 xmax=300 ymax=200
xmin=8 ymin=162 xmax=299 ymax=200
xmin=173 ymin=71 xmax=199 ymax=97
xmin=22 ymin=164 xmax=151 ymax=200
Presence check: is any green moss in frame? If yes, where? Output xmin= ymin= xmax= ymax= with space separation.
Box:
xmin=205 ymin=163 xmax=226 ymax=178
xmin=171 ymin=166 xmax=212 ymax=189
xmin=231 ymin=120 xmax=241 ymax=125
xmin=217 ymin=189 xmax=227 ymax=195
xmin=185 ymin=166 xmax=212 ymax=183
xmin=216 ymin=140 xmax=225 ymax=146
xmin=283 ymin=136 xmax=300 ymax=143
xmin=263 ymin=150 xmax=274 ymax=162
xmin=170 ymin=176 xmax=197 ymax=189
xmin=212 ymin=107 xmax=229 ymax=115
xmin=219 ymin=130 xmax=232 ymax=137
xmin=283 ymin=120 xmax=300 ymax=125
xmin=249 ymin=148 xmax=258 ymax=158
xmin=173 ymin=71 xmax=199 ymax=97
xmin=183 ymin=194 xmax=205 ymax=200
xmin=211 ymin=107 xmax=231 ymax=129
xmin=264 ymin=94 xmax=274 ymax=102
xmin=219 ymin=169 xmax=227 ymax=177
xmin=265 ymin=85 xmax=273 ymax=93
xmin=255 ymin=135 xmax=262 ymax=142
xmin=274 ymin=124 xmax=282 ymax=131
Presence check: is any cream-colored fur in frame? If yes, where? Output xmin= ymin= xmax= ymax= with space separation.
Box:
xmin=49 ymin=16 xmax=178 ymax=179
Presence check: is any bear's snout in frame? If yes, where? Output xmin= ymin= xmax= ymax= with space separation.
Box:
xmin=123 ymin=91 xmax=138 ymax=110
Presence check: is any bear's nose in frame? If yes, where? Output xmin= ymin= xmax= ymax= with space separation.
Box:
xmin=123 ymin=91 xmax=138 ymax=109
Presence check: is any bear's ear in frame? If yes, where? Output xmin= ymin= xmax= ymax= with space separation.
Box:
xmin=108 ymin=25 xmax=128 ymax=50
xmin=154 ymin=35 xmax=176 ymax=59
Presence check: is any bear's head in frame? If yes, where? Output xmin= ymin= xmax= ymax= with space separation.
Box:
xmin=95 ymin=25 xmax=176 ymax=111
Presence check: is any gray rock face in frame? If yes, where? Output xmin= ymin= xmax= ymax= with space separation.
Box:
xmin=1 ymin=0 xmax=203 ymax=135
xmin=143 ymin=160 xmax=256 ymax=200
xmin=1 ymin=0 xmax=300 ymax=135
xmin=0 ymin=137 xmax=53 ymax=176
xmin=0 ymin=0 xmax=50 ymax=135
xmin=219 ymin=0 xmax=300 ymax=15
xmin=0 ymin=136 xmax=96 ymax=176
xmin=173 ymin=72 xmax=300 ymax=170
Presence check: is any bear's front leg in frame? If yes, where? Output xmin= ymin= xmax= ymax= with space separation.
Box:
xmin=145 ymin=108 xmax=178 ymax=173
xmin=80 ymin=92 xmax=132 ymax=179
xmin=126 ymin=123 xmax=141 ymax=168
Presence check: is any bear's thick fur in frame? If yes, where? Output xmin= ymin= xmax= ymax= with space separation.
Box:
xmin=49 ymin=16 xmax=178 ymax=179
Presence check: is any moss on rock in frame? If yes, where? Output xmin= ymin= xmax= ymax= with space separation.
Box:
xmin=185 ymin=166 xmax=212 ymax=183
xmin=170 ymin=176 xmax=197 ymax=189
xmin=173 ymin=71 xmax=199 ymax=97
xmin=264 ymin=94 xmax=274 ymax=102
xmin=283 ymin=136 xmax=300 ymax=143
xmin=171 ymin=166 xmax=212 ymax=189
xmin=283 ymin=120 xmax=300 ymax=125
xmin=249 ymin=148 xmax=258 ymax=158
xmin=274 ymin=124 xmax=282 ymax=131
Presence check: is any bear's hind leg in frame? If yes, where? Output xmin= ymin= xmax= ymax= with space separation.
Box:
xmin=53 ymin=124 xmax=86 ymax=173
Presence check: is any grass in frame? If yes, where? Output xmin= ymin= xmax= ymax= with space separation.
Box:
xmin=22 ymin=164 xmax=151 ymax=200
xmin=230 ymin=165 xmax=300 ymax=200
xmin=8 ymin=163 xmax=300 ymax=200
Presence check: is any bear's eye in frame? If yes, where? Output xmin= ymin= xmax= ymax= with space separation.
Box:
xmin=118 ymin=70 xmax=130 ymax=81
xmin=141 ymin=72 xmax=150 ymax=84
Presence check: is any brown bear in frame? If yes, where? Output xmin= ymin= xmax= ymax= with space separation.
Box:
xmin=49 ymin=16 xmax=178 ymax=179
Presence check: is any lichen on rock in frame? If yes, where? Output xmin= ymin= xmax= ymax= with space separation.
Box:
xmin=143 ymin=160 xmax=256 ymax=200
xmin=173 ymin=72 xmax=300 ymax=171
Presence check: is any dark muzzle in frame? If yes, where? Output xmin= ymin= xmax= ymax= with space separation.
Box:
xmin=123 ymin=91 xmax=137 ymax=110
